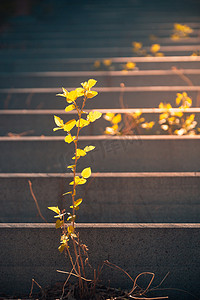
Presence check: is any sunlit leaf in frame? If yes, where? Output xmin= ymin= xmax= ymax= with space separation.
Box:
xmin=65 ymin=134 xmax=74 ymax=143
xmin=67 ymin=165 xmax=75 ymax=170
xmin=76 ymin=118 xmax=90 ymax=128
xmin=84 ymin=145 xmax=95 ymax=152
xmin=67 ymin=214 xmax=76 ymax=222
xmin=54 ymin=115 xmax=64 ymax=127
xmin=87 ymin=111 xmax=102 ymax=122
xmin=151 ymin=44 xmax=160 ymax=53
xmin=86 ymin=90 xmax=98 ymax=99
xmin=67 ymin=90 xmax=78 ymax=102
xmin=81 ymin=167 xmax=91 ymax=179
xmin=88 ymin=79 xmax=97 ymax=89
xmin=63 ymin=191 xmax=72 ymax=195
xmin=54 ymin=212 xmax=66 ymax=218
xmin=48 ymin=206 xmax=60 ymax=215
xmin=65 ymin=104 xmax=75 ymax=112
xmin=70 ymin=198 xmax=82 ymax=209
xmin=76 ymin=87 xmax=85 ymax=97
xmin=64 ymin=119 xmax=76 ymax=132
xmin=76 ymin=149 xmax=87 ymax=157
xmin=104 ymin=113 xmax=115 ymax=121
xmin=77 ymin=178 xmax=87 ymax=185
xmin=112 ymin=113 xmax=122 ymax=124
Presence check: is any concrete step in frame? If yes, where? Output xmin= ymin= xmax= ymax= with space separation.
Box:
xmin=1 ymin=136 xmax=200 ymax=173
xmin=6 ymin=21 xmax=200 ymax=32
xmin=1 ymin=70 xmax=200 ymax=88
xmin=1 ymin=108 xmax=200 ymax=136
xmin=1 ymin=172 xmax=200 ymax=223
xmin=1 ymin=28 xmax=199 ymax=40
xmin=1 ymin=37 xmax=200 ymax=49
xmin=0 ymin=223 xmax=200 ymax=299
xmin=1 ymin=86 xmax=199 ymax=109
xmin=1 ymin=56 xmax=199 ymax=72
xmin=0 ymin=45 xmax=199 ymax=58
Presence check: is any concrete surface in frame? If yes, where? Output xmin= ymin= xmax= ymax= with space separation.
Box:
xmin=0 ymin=88 xmax=199 ymax=109
xmin=1 ymin=172 xmax=200 ymax=223
xmin=1 ymin=136 xmax=200 ymax=173
xmin=0 ymin=223 xmax=200 ymax=299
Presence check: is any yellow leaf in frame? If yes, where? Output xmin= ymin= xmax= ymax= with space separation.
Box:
xmin=63 ymin=191 xmax=72 ymax=195
xmin=48 ymin=206 xmax=60 ymax=215
xmin=86 ymin=90 xmax=98 ymax=99
xmin=77 ymin=178 xmax=87 ymax=185
xmin=65 ymin=134 xmax=74 ymax=143
xmin=104 ymin=113 xmax=115 ymax=121
xmin=88 ymin=79 xmax=97 ymax=89
xmin=132 ymin=41 xmax=142 ymax=50
xmin=53 ymin=127 xmax=63 ymax=132
xmin=54 ymin=115 xmax=64 ymax=127
xmin=63 ymin=119 xmax=76 ymax=132
xmin=125 ymin=62 xmax=136 ymax=70
xmin=70 ymin=198 xmax=82 ymax=209
xmin=77 ymin=148 xmax=87 ymax=157
xmin=74 ymin=198 xmax=82 ymax=207
xmin=104 ymin=127 xmax=116 ymax=135
xmin=103 ymin=59 xmax=112 ymax=66
xmin=81 ymin=167 xmax=91 ymax=179
xmin=69 ymin=176 xmax=81 ymax=185
xmin=75 ymin=87 xmax=85 ymax=97
xmin=81 ymin=81 xmax=88 ymax=89
xmin=58 ymin=243 xmax=66 ymax=253
xmin=56 ymin=87 xmax=69 ymax=98
xmin=112 ymin=113 xmax=122 ymax=124
xmin=151 ymin=44 xmax=160 ymax=53
xmin=76 ymin=118 xmax=90 ymax=128
xmin=67 ymin=90 xmax=78 ymax=102
xmin=67 ymin=165 xmax=75 ymax=170
xmin=70 ymin=176 xmax=87 ymax=185
xmin=67 ymin=225 xmax=74 ymax=234
xmin=87 ymin=111 xmax=102 ymax=122
xmin=65 ymin=104 xmax=75 ymax=112
xmin=84 ymin=145 xmax=95 ymax=152
xmin=56 ymin=219 xmax=64 ymax=229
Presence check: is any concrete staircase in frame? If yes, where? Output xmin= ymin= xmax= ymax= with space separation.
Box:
xmin=1 ymin=0 xmax=200 ymax=298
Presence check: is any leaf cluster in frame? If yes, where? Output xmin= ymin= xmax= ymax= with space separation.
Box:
xmin=48 ymin=79 xmax=102 ymax=253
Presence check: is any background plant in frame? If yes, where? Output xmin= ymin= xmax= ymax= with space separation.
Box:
xmin=171 ymin=23 xmax=193 ymax=40
xmin=104 ymin=111 xmax=154 ymax=135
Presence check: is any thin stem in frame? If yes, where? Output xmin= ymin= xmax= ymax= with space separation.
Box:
xmin=72 ymin=95 xmax=87 ymax=229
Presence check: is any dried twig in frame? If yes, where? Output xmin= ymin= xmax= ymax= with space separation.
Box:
xmin=28 ymin=180 xmax=47 ymax=223
xmin=29 ymin=278 xmax=45 ymax=298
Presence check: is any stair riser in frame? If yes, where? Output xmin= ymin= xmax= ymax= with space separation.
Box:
xmin=1 ymin=137 xmax=200 ymax=172
xmin=1 ymin=111 xmax=200 ymax=136
xmin=0 ymin=74 xmax=200 ymax=88
xmin=1 ymin=174 xmax=200 ymax=223
xmin=0 ymin=224 xmax=199 ymax=299
xmin=1 ymin=61 xmax=199 ymax=72
xmin=1 ymin=90 xmax=199 ymax=109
